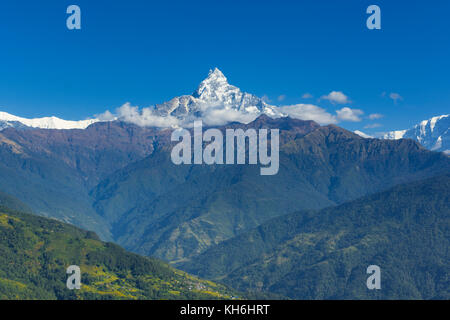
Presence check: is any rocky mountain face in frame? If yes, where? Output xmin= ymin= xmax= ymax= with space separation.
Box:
xmin=384 ymin=114 xmax=449 ymax=154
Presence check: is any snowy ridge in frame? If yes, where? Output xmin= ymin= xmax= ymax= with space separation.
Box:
xmin=383 ymin=114 xmax=449 ymax=153
xmin=383 ymin=130 xmax=407 ymax=140
xmin=354 ymin=130 xmax=373 ymax=138
xmin=0 ymin=111 xmax=100 ymax=130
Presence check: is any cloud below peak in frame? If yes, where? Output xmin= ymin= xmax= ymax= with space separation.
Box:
xmin=98 ymin=101 xmax=365 ymax=129
xmin=97 ymin=103 xmax=181 ymax=128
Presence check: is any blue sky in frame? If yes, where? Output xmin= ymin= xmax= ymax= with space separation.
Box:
xmin=0 ymin=0 xmax=449 ymax=134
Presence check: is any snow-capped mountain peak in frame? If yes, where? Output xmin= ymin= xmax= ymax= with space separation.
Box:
xmin=0 ymin=111 xmax=100 ymax=130
xmin=194 ymin=68 xmax=228 ymax=93
xmin=153 ymin=68 xmax=283 ymax=124
xmin=193 ymin=68 xmax=235 ymax=100
xmin=383 ymin=114 xmax=449 ymax=154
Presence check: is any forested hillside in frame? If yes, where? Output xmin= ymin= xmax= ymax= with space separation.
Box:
xmin=181 ymin=174 xmax=450 ymax=299
xmin=0 ymin=202 xmax=236 ymax=300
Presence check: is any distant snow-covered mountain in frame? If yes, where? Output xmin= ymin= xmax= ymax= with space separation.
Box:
xmin=383 ymin=115 xmax=449 ymax=154
xmin=3 ymin=69 xmax=447 ymax=146
xmin=354 ymin=130 xmax=373 ymax=139
xmin=0 ymin=111 xmax=100 ymax=130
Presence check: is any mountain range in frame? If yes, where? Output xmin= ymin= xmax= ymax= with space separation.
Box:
xmin=1 ymin=69 xmax=448 ymax=156
xmin=0 ymin=112 xmax=448 ymax=264
xmin=0 ymin=69 xmax=449 ymax=300
xmin=91 ymin=119 xmax=450 ymax=264
xmin=0 ymin=111 xmax=100 ymax=130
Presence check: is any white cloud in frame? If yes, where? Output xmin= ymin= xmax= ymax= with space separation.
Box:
xmin=336 ymin=107 xmax=363 ymax=122
xmin=389 ymin=93 xmax=403 ymax=103
xmin=279 ymin=104 xmax=337 ymax=125
xmin=98 ymin=101 xmax=365 ymax=129
xmin=368 ymin=113 xmax=384 ymax=120
xmin=98 ymin=102 xmax=262 ymax=128
xmin=95 ymin=110 xmax=116 ymax=121
xmin=98 ymin=102 xmax=181 ymax=128
xmin=202 ymin=107 xmax=259 ymax=126
xmin=302 ymin=93 xmax=313 ymax=99
xmin=321 ymin=91 xmax=350 ymax=104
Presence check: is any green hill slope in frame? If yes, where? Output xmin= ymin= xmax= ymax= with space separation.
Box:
xmin=0 ymin=205 xmax=236 ymax=300
xmin=181 ymin=174 xmax=450 ymax=300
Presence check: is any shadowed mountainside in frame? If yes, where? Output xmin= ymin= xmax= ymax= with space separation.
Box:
xmin=181 ymin=174 xmax=450 ymax=300
xmin=91 ymin=118 xmax=450 ymax=263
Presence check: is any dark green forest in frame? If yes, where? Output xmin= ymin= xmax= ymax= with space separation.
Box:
xmin=181 ymin=174 xmax=450 ymax=299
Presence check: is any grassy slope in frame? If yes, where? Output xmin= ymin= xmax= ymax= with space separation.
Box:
xmin=0 ymin=203 xmax=237 ymax=300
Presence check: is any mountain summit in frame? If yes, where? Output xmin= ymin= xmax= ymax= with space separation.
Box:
xmin=193 ymin=68 xmax=230 ymax=99
xmin=153 ymin=68 xmax=283 ymax=125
